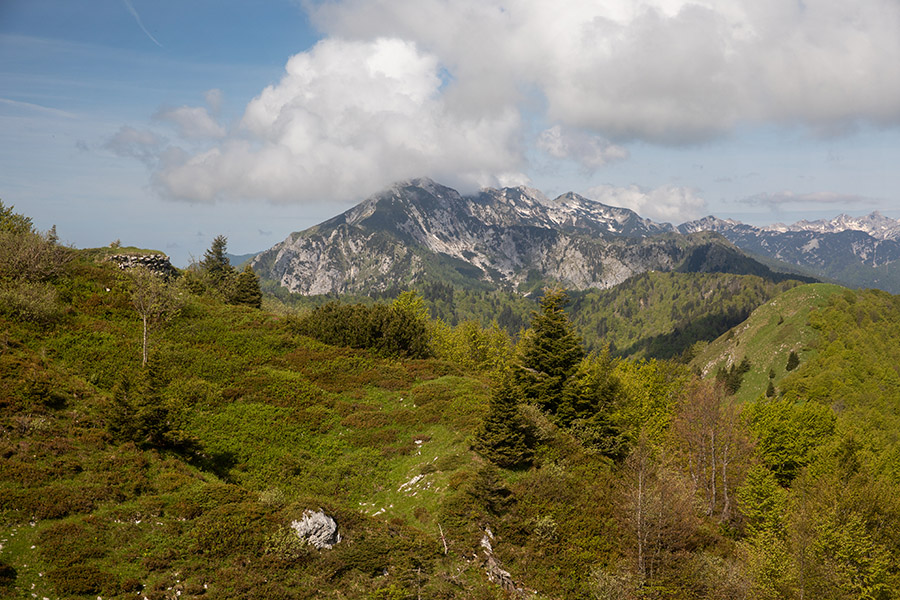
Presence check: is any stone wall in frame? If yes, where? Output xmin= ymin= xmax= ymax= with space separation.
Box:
xmin=108 ymin=253 xmax=178 ymax=278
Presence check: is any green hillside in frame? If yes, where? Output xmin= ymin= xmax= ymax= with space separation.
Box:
xmin=6 ymin=202 xmax=900 ymax=599
xmin=690 ymin=283 xmax=845 ymax=403
xmin=570 ymin=271 xmax=809 ymax=358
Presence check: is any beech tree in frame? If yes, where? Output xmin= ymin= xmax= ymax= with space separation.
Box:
xmin=673 ymin=378 xmax=751 ymax=520
xmin=620 ymin=437 xmax=699 ymax=587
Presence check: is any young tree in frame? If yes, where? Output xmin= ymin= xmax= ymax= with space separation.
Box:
xmin=786 ymin=350 xmax=800 ymax=371
xmin=230 ymin=264 xmax=263 ymax=308
xmin=128 ymin=267 xmax=181 ymax=367
xmin=473 ymin=370 xmax=532 ymax=469
xmin=514 ymin=287 xmax=584 ymax=416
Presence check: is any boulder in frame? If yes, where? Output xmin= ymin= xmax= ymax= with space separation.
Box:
xmin=291 ymin=509 xmax=341 ymax=550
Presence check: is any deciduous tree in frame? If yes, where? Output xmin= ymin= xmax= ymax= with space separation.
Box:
xmin=127 ymin=267 xmax=181 ymax=367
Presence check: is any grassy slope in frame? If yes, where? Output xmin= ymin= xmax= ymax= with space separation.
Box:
xmin=570 ymin=271 xmax=809 ymax=358
xmin=690 ymin=283 xmax=845 ymax=403
xmin=0 ymin=251 xmax=502 ymax=599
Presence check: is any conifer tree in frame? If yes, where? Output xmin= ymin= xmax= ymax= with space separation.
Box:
xmin=474 ymin=370 xmax=532 ymax=469
xmin=514 ymin=286 xmax=585 ymax=415
xmin=230 ymin=264 xmax=263 ymax=309
xmin=786 ymin=350 xmax=800 ymax=371
xmin=200 ymin=234 xmax=233 ymax=281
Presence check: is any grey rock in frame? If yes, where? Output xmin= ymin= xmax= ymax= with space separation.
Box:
xmin=291 ymin=509 xmax=340 ymax=550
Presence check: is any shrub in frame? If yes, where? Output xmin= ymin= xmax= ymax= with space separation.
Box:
xmin=47 ymin=565 xmax=116 ymax=596
xmin=38 ymin=517 xmax=108 ymax=567
xmin=190 ymin=502 xmax=268 ymax=557
xmin=0 ymin=560 xmax=16 ymax=587
xmin=11 ymin=484 xmax=110 ymax=520
xmin=0 ymin=229 xmax=71 ymax=281
xmin=0 ymin=281 xmax=65 ymax=324
xmin=291 ymin=294 xmax=432 ymax=359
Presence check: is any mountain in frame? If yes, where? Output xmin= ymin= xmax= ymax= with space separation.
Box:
xmin=774 ymin=211 xmax=900 ymax=241
xmin=680 ymin=212 xmax=900 ymax=292
xmin=251 ymin=179 xmax=804 ymax=295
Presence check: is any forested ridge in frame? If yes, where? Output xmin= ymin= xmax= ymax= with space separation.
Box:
xmin=3 ymin=200 xmax=900 ymax=599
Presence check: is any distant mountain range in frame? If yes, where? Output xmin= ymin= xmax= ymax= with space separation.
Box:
xmin=678 ymin=213 xmax=900 ymax=291
xmin=251 ymin=178 xmax=820 ymax=295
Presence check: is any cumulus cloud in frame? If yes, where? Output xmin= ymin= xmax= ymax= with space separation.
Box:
xmin=585 ymin=183 xmax=707 ymax=223
xmin=741 ymin=191 xmax=875 ymax=208
xmin=310 ymin=0 xmax=900 ymax=143
xmin=154 ymin=105 xmax=226 ymax=140
xmin=537 ymin=125 xmax=629 ymax=170
xmin=153 ymin=37 xmax=525 ymax=203
xmin=118 ymin=0 xmax=900 ymax=206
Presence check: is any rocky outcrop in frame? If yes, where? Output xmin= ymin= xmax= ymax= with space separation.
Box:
xmin=480 ymin=528 xmax=532 ymax=599
xmin=108 ymin=253 xmax=178 ymax=278
xmin=291 ymin=509 xmax=341 ymax=550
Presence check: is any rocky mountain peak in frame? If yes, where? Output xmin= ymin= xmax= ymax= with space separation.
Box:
xmin=250 ymin=179 xmax=799 ymax=295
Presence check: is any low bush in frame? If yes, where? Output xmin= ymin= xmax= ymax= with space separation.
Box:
xmin=38 ymin=517 xmax=108 ymax=567
xmin=189 ymin=501 xmax=269 ymax=557
xmin=47 ymin=564 xmax=116 ymax=596
xmin=0 ymin=561 xmax=14 ymax=588
xmin=0 ymin=281 xmax=65 ymax=324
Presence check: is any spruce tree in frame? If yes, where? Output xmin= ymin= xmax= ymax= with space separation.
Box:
xmin=474 ymin=370 xmax=532 ymax=469
xmin=200 ymin=234 xmax=233 ymax=281
xmin=786 ymin=350 xmax=800 ymax=371
xmin=230 ymin=264 xmax=263 ymax=308
xmin=514 ymin=286 xmax=584 ymax=415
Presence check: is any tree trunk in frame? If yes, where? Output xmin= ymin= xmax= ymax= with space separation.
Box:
xmin=142 ymin=314 xmax=149 ymax=367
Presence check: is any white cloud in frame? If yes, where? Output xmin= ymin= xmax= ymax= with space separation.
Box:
xmin=154 ymin=105 xmax=226 ymax=140
xmin=537 ymin=125 xmax=629 ymax=169
xmin=741 ymin=191 xmax=875 ymax=208
xmin=585 ymin=183 xmax=707 ymax=223
xmin=153 ymin=37 xmax=525 ymax=203
xmin=309 ymin=0 xmax=900 ymax=143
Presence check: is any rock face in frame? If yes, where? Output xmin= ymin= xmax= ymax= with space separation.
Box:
xmin=291 ymin=510 xmax=340 ymax=550
xmin=252 ymin=178 xmax=792 ymax=295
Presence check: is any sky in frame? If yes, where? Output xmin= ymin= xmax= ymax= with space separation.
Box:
xmin=2 ymin=0 xmax=900 ymax=266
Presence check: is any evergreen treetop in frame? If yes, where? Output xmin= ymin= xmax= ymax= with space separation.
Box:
xmin=514 ymin=286 xmax=585 ymax=414
xmin=473 ymin=369 xmax=532 ymax=469
xmin=201 ymin=234 xmax=233 ymax=280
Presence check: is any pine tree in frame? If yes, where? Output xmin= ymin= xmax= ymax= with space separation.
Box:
xmin=514 ymin=287 xmax=584 ymax=415
xmin=473 ymin=370 xmax=532 ymax=469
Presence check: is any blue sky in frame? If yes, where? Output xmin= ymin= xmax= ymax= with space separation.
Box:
xmin=2 ymin=0 xmax=900 ymax=266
